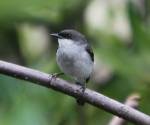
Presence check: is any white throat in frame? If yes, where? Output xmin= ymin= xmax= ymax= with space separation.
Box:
xmin=58 ymin=39 xmax=75 ymax=48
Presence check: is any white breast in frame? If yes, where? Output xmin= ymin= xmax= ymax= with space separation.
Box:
xmin=56 ymin=38 xmax=93 ymax=83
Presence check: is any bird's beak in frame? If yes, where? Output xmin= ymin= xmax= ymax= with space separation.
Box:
xmin=50 ymin=33 xmax=61 ymax=38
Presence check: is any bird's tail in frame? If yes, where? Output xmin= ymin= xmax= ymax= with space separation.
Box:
xmin=76 ymin=98 xmax=85 ymax=106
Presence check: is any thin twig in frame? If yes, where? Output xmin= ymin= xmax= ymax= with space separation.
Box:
xmin=108 ymin=93 xmax=141 ymax=125
xmin=0 ymin=60 xmax=150 ymax=125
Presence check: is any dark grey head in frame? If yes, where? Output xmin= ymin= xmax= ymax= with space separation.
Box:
xmin=50 ymin=29 xmax=87 ymax=43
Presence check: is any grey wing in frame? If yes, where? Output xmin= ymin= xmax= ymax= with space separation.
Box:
xmin=85 ymin=44 xmax=94 ymax=62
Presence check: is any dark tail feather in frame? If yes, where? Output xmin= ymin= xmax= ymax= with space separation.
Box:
xmin=76 ymin=98 xmax=85 ymax=106
xmin=75 ymin=82 xmax=86 ymax=106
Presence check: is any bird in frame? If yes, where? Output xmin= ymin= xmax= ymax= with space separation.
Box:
xmin=50 ymin=29 xmax=94 ymax=105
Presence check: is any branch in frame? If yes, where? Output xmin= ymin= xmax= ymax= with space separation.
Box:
xmin=0 ymin=60 xmax=150 ymax=125
xmin=108 ymin=93 xmax=141 ymax=125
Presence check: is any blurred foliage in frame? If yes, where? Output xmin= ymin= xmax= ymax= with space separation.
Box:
xmin=0 ymin=0 xmax=150 ymax=125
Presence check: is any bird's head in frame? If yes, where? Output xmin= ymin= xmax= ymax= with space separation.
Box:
xmin=50 ymin=29 xmax=86 ymax=45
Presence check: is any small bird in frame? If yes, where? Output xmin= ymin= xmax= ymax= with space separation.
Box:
xmin=50 ymin=29 xmax=94 ymax=105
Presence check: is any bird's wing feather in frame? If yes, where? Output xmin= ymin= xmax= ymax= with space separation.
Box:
xmin=85 ymin=44 xmax=94 ymax=62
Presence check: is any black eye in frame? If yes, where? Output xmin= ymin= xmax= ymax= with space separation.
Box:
xmin=59 ymin=32 xmax=71 ymax=39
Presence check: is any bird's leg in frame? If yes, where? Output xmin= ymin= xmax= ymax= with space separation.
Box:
xmin=49 ymin=72 xmax=64 ymax=83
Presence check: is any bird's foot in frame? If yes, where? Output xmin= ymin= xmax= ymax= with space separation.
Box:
xmin=49 ymin=72 xmax=64 ymax=83
xmin=75 ymin=82 xmax=86 ymax=106
xmin=76 ymin=82 xmax=86 ymax=93
xmin=79 ymin=85 xmax=86 ymax=94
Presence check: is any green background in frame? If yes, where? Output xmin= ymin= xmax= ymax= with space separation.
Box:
xmin=0 ymin=0 xmax=150 ymax=125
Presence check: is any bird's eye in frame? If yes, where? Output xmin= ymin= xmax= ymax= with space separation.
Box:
xmin=59 ymin=32 xmax=71 ymax=39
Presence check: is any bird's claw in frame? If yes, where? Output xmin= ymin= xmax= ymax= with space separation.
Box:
xmin=79 ymin=85 xmax=86 ymax=93
xmin=49 ymin=73 xmax=64 ymax=83
xmin=76 ymin=82 xmax=86 ymax=93
xmin=75 ymin=82 xmax=86 ymax=106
